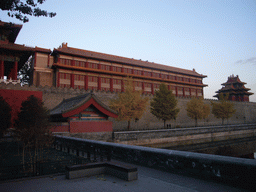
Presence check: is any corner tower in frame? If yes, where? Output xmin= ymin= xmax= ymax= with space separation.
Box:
xmin=214 ymin=75 xmax=253 ymax=102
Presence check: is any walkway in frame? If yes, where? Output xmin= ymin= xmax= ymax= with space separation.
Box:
xmin=0 ymin=161 xmax=249 ymax=192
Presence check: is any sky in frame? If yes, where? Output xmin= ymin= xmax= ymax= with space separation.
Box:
xmin=1 ymin=0 xmax=256 ymax=101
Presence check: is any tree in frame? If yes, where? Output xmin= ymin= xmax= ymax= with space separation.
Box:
xmin=202 ymin=103 xmax=211 ymax=124
xmin=211 ymin=93 xmax=236 ymax=125
xmin=0 ymin=96 xmax=12 ymax=138
xmin=109 ymin=77 xmax=149 ymax=130
xmin=18 ymin=55 xmax=32 ymax=85
xmin=0 ymin=0 xmax=56 ymax=23
xmin=186 ymin=97 xmax=210 ymax=127
xmin=150 ymin=83 xmax=179 ymax=128
xmin=15 ymin=95 xmax=52 ymax=165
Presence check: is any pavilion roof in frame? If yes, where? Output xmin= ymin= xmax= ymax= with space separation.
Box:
xmin=221 ymin=75 xmax=246 ymax=86
xmin=0 ymin=43 xmax=34 ymax=52
xmin=50 ymin=92 xmax=118 ymax=118
xmin=0 ymin=21 xmax=22 ymax=43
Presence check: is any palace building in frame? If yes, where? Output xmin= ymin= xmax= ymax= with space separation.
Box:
xmin=50 ymin=92 xmax=118 ymax=133
xmin=0 ymin=21 xmax=51 ymax=82
xmin=34 ymin=42 xmax=207 ymax=97
xmin=0 ymin=21 xmax=32 ymax=81
xmin=1 ymin=21 xmax=207 ymax=97
xmin=214 ymin=75 xmax=253 ymax=102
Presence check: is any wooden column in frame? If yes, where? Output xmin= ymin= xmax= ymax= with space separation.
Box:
xmin=151 ymin=83 xmax=154 ymax=95
xmin=71 ymin=60 xmax=75 ymax=66
xmin=70 ymin=74 xmax=74 ymax=88
xmin=98 ymin=77 xmax=101 ymax=90
xmin=84 ymin=75 xmax=88 ymax=90
xmin=142 ymin=82 xmax=145 ymax=94
xmin=57 ymin=71 xmax=60 ymax=87
xmin=110 ymin=78 xmax=113 ymax=92
xmin=0 ymin=60 xmax=4 ymax=78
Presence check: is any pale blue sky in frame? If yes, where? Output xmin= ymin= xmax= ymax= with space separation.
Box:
xmin=1 ymin=0 xmax=256 ymax=101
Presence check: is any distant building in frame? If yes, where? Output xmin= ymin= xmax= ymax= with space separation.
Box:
xmin=50 ymin=92 xmax=118 ymax=133
xmin=214 ymin=75 xmax=253 ymax=102
xmin=1 ymin=21 xmax=207 ymax=97
xmin=35 ymin=43 xmax=207 ymax=97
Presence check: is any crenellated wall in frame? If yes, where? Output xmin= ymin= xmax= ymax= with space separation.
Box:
xmin=1 ymin=82 xmax=256 ymax=131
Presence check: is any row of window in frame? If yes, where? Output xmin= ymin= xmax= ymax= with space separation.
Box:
xmin=59 ymin=59 xmax=203 ymax=84
xmin=59 ymin=73 xmax=201 ymax=91
xmin=59 ymin=73 xmax=202 ymax=95
xmin=59 ymin=83 xmax=202 ymax=96
xmin=59 ymin=73 xmax=70 ymax=80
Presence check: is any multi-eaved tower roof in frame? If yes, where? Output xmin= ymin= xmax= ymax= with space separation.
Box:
xmin=214 ymin=75 xmax=253 ymax=102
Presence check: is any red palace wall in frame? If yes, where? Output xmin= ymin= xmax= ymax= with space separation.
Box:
xmin=69 ymin=121 xmax=113 ymax=133
xmin=0 ymin=89 xmax=43 ymax=126
xmin=51 ymin=121 xmax=113 ymax=133
xmin=51 ymin=125 xmax=69 ymax=133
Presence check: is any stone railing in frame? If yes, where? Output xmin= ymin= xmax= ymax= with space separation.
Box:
xmin=54 ymin=135 xmax=256 ymax=190
xmin=0 ymin=78 xmax=21 ymax=85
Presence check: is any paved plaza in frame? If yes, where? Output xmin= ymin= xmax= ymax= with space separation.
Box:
xmin=0 ymin=161 xmax=249 ymax=192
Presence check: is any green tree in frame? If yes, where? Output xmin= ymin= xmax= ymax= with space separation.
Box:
xmin=150 ymin=83 xmax=179 ymax=128
xmin=0 ymin=96 xmax=12 ymax=137
xmin=109 ymin=77 xmax=149 ymax=130
xmin=0 ymin=0 xmax=56 ymax=23
xmin=15 ymin=95 xmax=52 ymax=165
xmin=211 ymin=93 xmax=236 ymax=125
xmin=186 ymin=97 xmax=210 ymax=127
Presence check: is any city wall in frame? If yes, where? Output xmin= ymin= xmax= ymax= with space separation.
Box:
xmin=1 ymin=82 xmax=256 ymax=132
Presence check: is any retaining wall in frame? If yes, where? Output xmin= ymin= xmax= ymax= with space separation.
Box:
xmin=113 ymin=124 xmax=256 ymax=148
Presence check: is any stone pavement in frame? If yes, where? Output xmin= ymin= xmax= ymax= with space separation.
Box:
xmin=0 ymin=161 xmax=249 ymax=192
